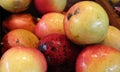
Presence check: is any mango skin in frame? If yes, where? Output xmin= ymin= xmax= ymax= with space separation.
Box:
xmin=0 ymin=47 xmax=47 ymax=72
xmin=0 ymin=0 xmax=32 ymax=13
xmin=34 ymin=0 xmax=67 ymax=14
xmin=64 ymin=1 xmax=109 ymax=45
xmin=101 ymin=26 xmax=120 ymax=50
xmin=76 ymin=45 xmax=120 ymax=72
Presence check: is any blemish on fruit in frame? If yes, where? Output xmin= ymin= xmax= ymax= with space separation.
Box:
xmin=16 ymin=39 xmax=19 ymax=43
xmin=38 ymin=43 xmax=46 ymax=52
xmin=97 ymin=16 xmax=100 ymax=19
xmin=74 ymin=8 xmax=80 ymax=15
xmin=75 ymin=35 xmax=79 ymax=38
xmin=67 ymin=13 xmax=72 ymax=20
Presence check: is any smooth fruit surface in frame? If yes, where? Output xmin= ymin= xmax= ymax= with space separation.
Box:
xmin=0 ymin=0 xmax=31 ymax=13
xmin=76 ymin=44 xmax=120 ymax=72
xmin=34 ymin=12 xmax=65 ymax=39
xmin=3 ymin=13 xmax=35 ymax=32
xmin=34 ymin=0 xmax=67 ymax=14
xmin=0 ymin=46 xmax=47 ymax=72
xmin=64 ymin=1 xmax=109 ymax=45
xmin=101 ymin=26 xmax=120 ymax=50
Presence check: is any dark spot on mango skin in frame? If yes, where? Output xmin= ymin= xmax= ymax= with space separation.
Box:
xmin=16 ymin=39 xmax=19 ymax=43
xmin=74 ymin=8 xmax=80 ymax=15
xmin=67 ymin=8 xmax=80 ymax=21
xmin=67 ymin=13 xmax=72 ymax=20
